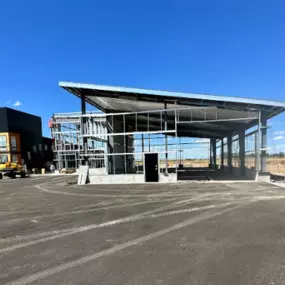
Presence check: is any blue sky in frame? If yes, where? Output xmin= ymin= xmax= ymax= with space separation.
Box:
xmin=1 ymin=0 xmax=285 ymax=153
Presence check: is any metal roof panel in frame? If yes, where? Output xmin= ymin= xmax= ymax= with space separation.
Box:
xmin=59 ymin=81 xmax=285 ymax=108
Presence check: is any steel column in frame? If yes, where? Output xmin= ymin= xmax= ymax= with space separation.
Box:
xmin=255 ymin=132 xmax=258 ymax=170
xmin=260 ymin=112 xmax=267 ymax=172
xmin=57 ymin=124 xmax=63 ymax=170
xmin=141 ymin=134 xmax=144 ymax=152
xmin=209 ymin=139 xmax=212 ymax=166
xmin=164 ymin=102 xmax=168 ymax=173
xmin=81 ymin=94 xmax=88 ymax=165
xmin=227 ymin=135 xmax=232 ymax=172
xmin=221 ymin=138 xmax=224 ymax=168
xmin=239 ymin=131 xmax=245 ymax=176
xmin=124 ymin=116 xmax=127 ymax=174
xmin=210 ymin=138 xmax=216 ymax=169
xmin=125 ymin=134 xmax=128 ymax=173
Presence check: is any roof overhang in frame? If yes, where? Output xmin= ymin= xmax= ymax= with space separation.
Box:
xmin=59 ymin=81 xmax=285 ymax=138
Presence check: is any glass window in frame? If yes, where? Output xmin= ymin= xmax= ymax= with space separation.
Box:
xmin=0 ymin=155 xmax=8 ymax=163
xmin=12 ymin=155 xmax=18 ymax=163
xmin=11 ymin=136 xmax=17 ymax=151
xmin=0 ymin=136 xmax=7 ymax=151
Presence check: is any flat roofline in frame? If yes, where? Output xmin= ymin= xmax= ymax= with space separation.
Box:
xmin=0 ymin=107 xmax=42 ymax=120
xmin=59 ymin=81 xmax=285 ymax=109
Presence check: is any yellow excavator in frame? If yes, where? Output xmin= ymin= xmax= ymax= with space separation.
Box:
xmin=0 ymin=161 xmax=26 ymax=179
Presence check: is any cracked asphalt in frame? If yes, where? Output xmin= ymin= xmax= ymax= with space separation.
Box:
xmin=1 ymin=176 xmax=285 ymax=284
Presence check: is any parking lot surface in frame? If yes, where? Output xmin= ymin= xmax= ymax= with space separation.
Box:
xmin=1 ymin=176 xmax=285 ymax=284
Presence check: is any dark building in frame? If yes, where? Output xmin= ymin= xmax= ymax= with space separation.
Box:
xmin=42 ymin=136 xmax=54 ymax=164
xmin=0 ymin=107 xmax=53 ymax=169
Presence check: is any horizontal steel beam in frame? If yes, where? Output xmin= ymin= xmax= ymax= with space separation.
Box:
xmin=177 ymin=117 xmax=258 ymax=124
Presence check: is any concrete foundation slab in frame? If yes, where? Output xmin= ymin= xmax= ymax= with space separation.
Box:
xmin=89 ymin=172 xmax=178 ymax=184
xmin=257 ymin=172 xmax=271 ymax=183
xmin=89 ymin=174 xmax=145 ymax=184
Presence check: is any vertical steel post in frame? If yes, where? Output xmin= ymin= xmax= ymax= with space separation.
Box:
xmin=123 ymin=115 xmax=126 ymax=174
xmin=179 ymin=137 xmax=182 ymax=165
xmin=57 ymin=124 xmax=62 ymax=170
xmin=124 ymin=115 xmax=129 ymax=174
xmin=257 ymin=111 xmax=261 ymax=171
xmin=260 ymin=112 xmax=267 ymax=172
xmin=164 ymin=102 xmax=168 ymax=173
xmin=221 ymin=138 xmax=224 ymax=168
xmin=209 ymin=139 xmax=212 ymax=166
xmin=210 ymin=138 xmax=216 ymax=169
xmin=174 ymin=103 xmax=178 ymax=175
xmin=64 ymin=151 xmax=68 ymax=169
xmin=227 ymin=135 xmax=233 ymax=172
xmin=213 ymin=139 xmax=217 ymax=168
xmin=141 ymin=134 xmax=144 ymax=152
xmin=255 ymin=132 xmax=258 ymax=170
xmin=81 ymin=94 xmax=88 ymax=166
xmin=239 ymin=131 xmax=245 ymax=176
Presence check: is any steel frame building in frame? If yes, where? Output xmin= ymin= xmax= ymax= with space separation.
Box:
xmin=51 ymin=81 xmax=285 ymax=183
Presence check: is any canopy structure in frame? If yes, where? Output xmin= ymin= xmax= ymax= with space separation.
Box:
xmin=59 ymin=81 xmax=285 ymax=139
xmin=55 ymin=81 xmax=285 ymax=182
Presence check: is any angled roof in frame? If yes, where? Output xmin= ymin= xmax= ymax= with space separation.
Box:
xmin=59 ymin=81 xmax=285 ymax=138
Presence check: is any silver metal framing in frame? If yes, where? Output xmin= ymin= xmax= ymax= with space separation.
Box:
xmin=51 ymin=106 xmax=263 ymax=177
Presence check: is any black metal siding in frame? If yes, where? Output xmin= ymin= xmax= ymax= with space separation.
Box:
xmin=0 ymin=108 xmax=8 ymax=132
xmin=0 ymin=108 xmax=54 ymax=168
xmin=6 ymin=107 xmax=42 ymax=141
xmin=5 ymin=108 xmax=43 ymax=167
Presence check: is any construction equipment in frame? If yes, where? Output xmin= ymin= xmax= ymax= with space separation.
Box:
xmin=0 ymin=161 xmax=26 ymax=179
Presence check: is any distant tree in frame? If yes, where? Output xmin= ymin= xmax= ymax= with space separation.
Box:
xmin=278 ymin=152 xmax=285 ymax=157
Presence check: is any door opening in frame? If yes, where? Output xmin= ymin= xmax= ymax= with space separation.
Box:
xmin=144 ymin=153 xmax=159 ymax=182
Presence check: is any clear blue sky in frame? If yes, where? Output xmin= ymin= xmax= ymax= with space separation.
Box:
xmin=1 ymin=0 xmax=285 ymax=153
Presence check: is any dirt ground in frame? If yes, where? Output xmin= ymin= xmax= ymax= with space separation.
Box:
xmin=266 ymin=158 xmax=285 ymax=175
xmin=163 ymin=158 xmax=285 ymax=175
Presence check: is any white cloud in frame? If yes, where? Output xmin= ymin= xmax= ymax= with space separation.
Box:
xmin=274 ymin=131 xmax=285 ymax=135
xmin=273 ymin=136 xmax=284 ymax=140
xmin=194 ymin=138 xmax=210 ymax=143
xmin=13 ymin=101 xmax=22 ymax=107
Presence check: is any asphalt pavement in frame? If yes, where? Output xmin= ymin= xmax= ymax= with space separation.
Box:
xmin=1 ymin=176 xmax=285 ymax=284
